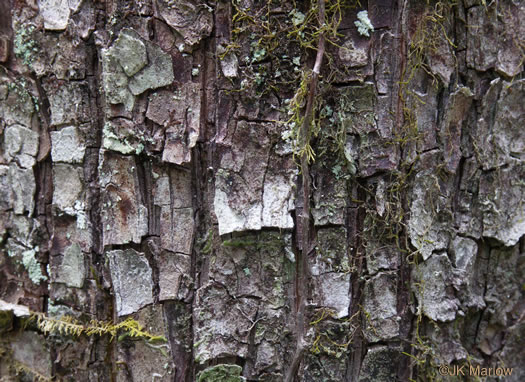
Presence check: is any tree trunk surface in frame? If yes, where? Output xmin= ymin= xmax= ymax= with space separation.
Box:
xmin=1 ymin=0 xmax=524 ymax=381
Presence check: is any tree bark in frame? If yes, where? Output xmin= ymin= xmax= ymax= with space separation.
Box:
xmin=1 ymin=0 xmax=524 ymax=381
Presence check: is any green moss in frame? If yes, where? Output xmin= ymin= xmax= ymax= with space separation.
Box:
xmin=221 ymin=239 xmax=257 ymax=248
xmin=222 ymin=233 xmax=287 ymax=253
xmin=197 ymin=364 xmax=244 ymax=382
xmin=316 ymin=228 xmax=350 ymax=273
xmin=201 ymin=229 xmax=214 ymax=254
xmin=0 ymin=311 xmax=13 ymax=333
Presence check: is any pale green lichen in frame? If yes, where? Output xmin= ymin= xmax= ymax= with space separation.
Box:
xmin=21 ymin=248 xmax=47 ymax=285
xmin=197 ymin=364 xmax=245 ymax=382
xmin=101 ymin=28 xmax=174 ymax=111
xmin=252 ymin=47 xmax=266 ymax=62
xmin=102 ymin=122 xmax=144 ymax=155
xmin=113 ymin=32 xmax=148 ymax=77
xmin=355 ymin=10 xmax=374 ymax=37
xmin=53 ymin=243 xmax=85 ymax=288
xmin=13 ymin=25 xmax=38 ymax=67
xmin=290 ymin=9 xmax=305 ymax=26
xmin=63 ymin=200 xmax=88 ymax=230
xmin=7 ymin=79 xmax=39 ymax=113
xmin=46 ymin=301 xmax=70 ymax=317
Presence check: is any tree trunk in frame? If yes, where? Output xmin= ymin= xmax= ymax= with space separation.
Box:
xmin=1 ymin=0 xmax=524 ymax=381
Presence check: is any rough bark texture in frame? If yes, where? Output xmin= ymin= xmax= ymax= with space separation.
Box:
xmin=0 ymin=0 xmax=524 ymax=381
